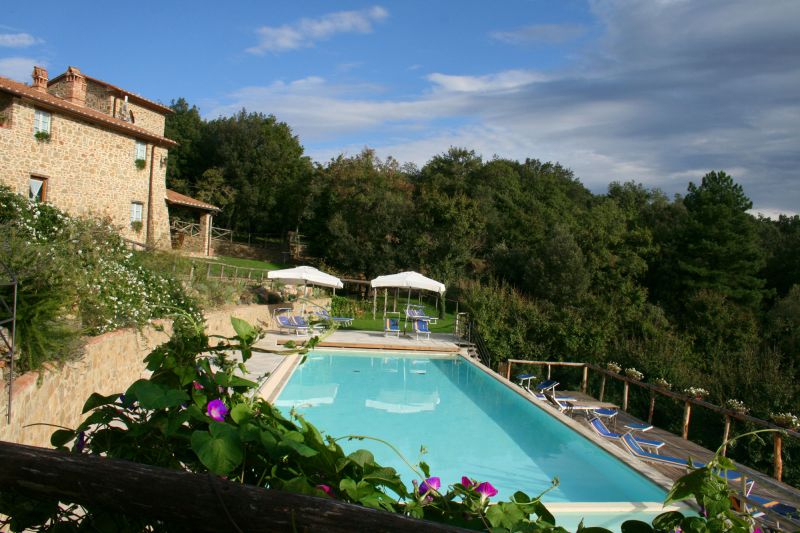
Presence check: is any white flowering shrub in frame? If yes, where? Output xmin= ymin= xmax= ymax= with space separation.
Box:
xmin=0 ymin=187 xmax=201 ymax=361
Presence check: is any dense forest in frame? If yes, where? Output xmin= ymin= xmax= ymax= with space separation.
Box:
xmin=165 ymin=99 xmax=800 ymax=481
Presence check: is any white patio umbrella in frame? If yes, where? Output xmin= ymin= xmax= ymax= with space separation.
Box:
xmin=370 ymin=271 xmax=446 ymax=319
xmin=268 ymin=265 xmax=343 ymax=311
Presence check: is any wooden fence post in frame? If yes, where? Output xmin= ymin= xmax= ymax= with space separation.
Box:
xmin=506 ymin=362 xmax=512 ymax=381
xmin=599 ymin=375 xmax=606 ymax=402
xmin=622 ymin=381 xmax=629 ymax=412
xmin=189 ymin=265 xmax=195 ymax=283
xmin=648 ymin=391 xmax=655 ymax=424
xmin=546 ymin=364 xmax=551 ymax=380
xmin=682 ymin=401 xmax=692 ymax=440
xmin=206 ymin=263 xmax=211 ymax=279
xmin=220 ymin=265 xmax=224 ymax=279
xmin=774 ymin=433 xmax=783 ymax=481
xmin=721 ymin=415 xmax=731 ymax=456
xmin=581 ymin=366 xmax=588 ymax=394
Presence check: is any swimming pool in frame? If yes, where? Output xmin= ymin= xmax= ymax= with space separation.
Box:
xmin=274 ymin=350 xmax=667 ymax=504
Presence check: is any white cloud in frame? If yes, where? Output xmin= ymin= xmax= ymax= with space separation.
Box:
xmin=426 ymin=70 xmax=548 ymax=93
xmin=0 ymin=32 xmax=41 ymax=48
xmin=490 ymin=24 xmax=587 ymax=45
xmin=217 ymin=0 xmax=800 ymax=212
xmin=0 ymin=57 xmax=41 ymax=81
xmin=247 ymin=6 xmax=388 ymax=54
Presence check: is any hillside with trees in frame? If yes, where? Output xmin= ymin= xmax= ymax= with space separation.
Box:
xmin=165 ymin=100 xmax=800 ymax=483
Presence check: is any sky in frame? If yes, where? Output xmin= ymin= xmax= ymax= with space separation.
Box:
xmin=2 ymin=0 xmax=798 ymax=216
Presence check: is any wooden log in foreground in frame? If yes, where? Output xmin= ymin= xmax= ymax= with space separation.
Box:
xmin=0 ymin=441 xmax=468 ymax=533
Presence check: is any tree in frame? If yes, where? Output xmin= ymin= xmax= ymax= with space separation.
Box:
xmin=677 ymin=171 xmax=768 ymax=309
xmin=761 ymin=214 xmax=800 ymax=298
xmin=164 ymin=98 xmax=206 ymax=193
xmin=203 ymin=110 xmax=312 ymax=234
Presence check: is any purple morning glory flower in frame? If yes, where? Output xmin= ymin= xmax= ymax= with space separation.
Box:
xmin=476 ymin=481 xmax=498 ymax=501
xmin=461 ymin=476 xmax=475 ymax=488
xmin=317 ymin=484 xmax=332 ymax=495
xmin=193 ymin=381 xmax=204 ymax=390
xmin=207 ymin=399 xmax=228 ymax=421
xmin=419 ymin=476 xmax=440 ymax=496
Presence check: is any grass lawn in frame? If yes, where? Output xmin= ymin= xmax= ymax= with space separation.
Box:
xmin=341 ymin=299 xmax=456 ymax=335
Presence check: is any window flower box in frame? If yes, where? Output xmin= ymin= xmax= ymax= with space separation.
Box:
xmin=624 ymin=367 xmax=644 ymax=381
xmin=771 ymin=412 xmax=799 ymax=429
xmin=684 ymin=387 xmax=709 ymax=400
xmin=725 ymin=399 xmax=748 ymax=415
xmin=654 ymin=377 xmax=671 ymax=390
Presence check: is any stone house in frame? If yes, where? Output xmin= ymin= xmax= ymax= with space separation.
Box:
xmin=0 ymin=65 xmax=212 ymax=250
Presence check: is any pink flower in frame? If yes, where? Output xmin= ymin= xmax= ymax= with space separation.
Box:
xmin=461 ymin=476 xmax=475 ymax=488
xmin=193 ymin=381 xmax=203 ymax=390
xmin=419 ymin=476 xmax=440 ymax=496
xmin=206 ymin=399 xmax=228 ymax=421
xmin=317 ymin=484 xmax=332 ymax=495
xmin=476 ymin=481 xmax=498 ymax=502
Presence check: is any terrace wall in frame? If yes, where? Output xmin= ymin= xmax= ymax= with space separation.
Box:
xmin=0 ymin=302 xmax=324 ymax=448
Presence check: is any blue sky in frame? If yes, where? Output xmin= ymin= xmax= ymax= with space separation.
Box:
xmin=2 ymin=0 xmax=799 ymax=215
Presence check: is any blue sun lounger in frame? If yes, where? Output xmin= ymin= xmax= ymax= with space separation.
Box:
xmin=276 ymin=314 xmax=309 ymax=336
xmin=747 ymin=494 xmax=799 ymax=519
xmin=315 ymin=308 xmax=353 ymax=327
xmin=589 ymin=417 xmax=664 ymax=452
xmin=413 ymin=319 xmax=431 ymax=340
xmin=621 ymin=433 xmax=742 ymax=481
xmin=384 ymin=318 xmax=400 ymax=337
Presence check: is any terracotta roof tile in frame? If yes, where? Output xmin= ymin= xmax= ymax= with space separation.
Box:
xmin=0 ymin=75 xmax=177 ymax=148
xmin=165 ymin=189 xmax=220 ymax=211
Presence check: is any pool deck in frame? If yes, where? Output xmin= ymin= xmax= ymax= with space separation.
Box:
xmin=546 ymin=389 xmax=800 ymax=526
xmin=272 ymin=328 xmax=462 ymax=352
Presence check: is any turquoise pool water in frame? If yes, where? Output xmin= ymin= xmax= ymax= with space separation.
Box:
xmin=275 ymin=351 xmax=666 ymax=503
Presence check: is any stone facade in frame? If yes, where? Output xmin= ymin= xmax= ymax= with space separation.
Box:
xmin=0 ymin=302 xmax=321 ymax=447
xmin=0 ymin=66 xmax=175 ymax=247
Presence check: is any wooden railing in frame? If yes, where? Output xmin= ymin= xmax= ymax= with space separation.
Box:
xmin=506 ymin=360 xmax=800 ymax=483
xmin=0 ymin=440 xmax=466 ymax=532
xmin=171 ymin=218 xmax=202 ymax=237
xmin=174 ymin=259 xmax=272 ymax=285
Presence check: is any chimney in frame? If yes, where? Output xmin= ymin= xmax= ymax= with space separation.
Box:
xmin=32 ymin=66 xmax=48 ymax=92
xmin=63 ymin=66 xmax=87 ymax=106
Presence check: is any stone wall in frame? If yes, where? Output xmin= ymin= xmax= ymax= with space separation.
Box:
xmin=0 ymin=99 xmax=171 ymax=247
xmin=0 ymin=302 xmax=324 ymax=448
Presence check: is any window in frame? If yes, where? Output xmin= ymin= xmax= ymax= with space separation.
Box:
xmin=33 ymin=109 xmax=51 ymax=135
xmin=135 ymin=140 xmax=147 ymax=161
xmin=29 ymin=177 xmax=47 ymax=202
xmin=130 ymin=202 xmax=143 ymax=223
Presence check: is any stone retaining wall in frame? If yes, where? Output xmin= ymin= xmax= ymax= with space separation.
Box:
xmin=0 ymin=301 xmax=326 ymax=448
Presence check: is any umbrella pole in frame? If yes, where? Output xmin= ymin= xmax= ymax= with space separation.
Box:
xmin=372 ymin=289 xmax=377 ymax=319
xmin=393 ymin=287 xmax=397 ymax=312
xmin=383 ymin=289 xmax=388 ymax=318
xmin=405 ymin=288 xmax=411 ymax=333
